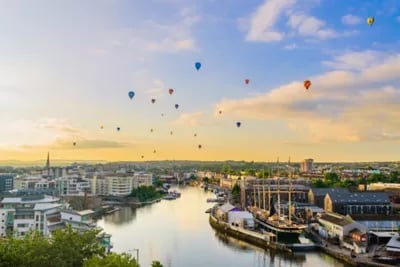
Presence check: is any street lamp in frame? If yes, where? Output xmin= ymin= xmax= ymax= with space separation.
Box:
xmin=128 ymin=249 xmax=139 ymax=265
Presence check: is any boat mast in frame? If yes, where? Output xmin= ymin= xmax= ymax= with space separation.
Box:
xmin=262 ymin=167 xmax=266 ymax=210
xmin=268 ymin=163 xmax=271 ymax=211
xmin=253 ymin=178 xmax=257 ymax=208
xmin=257 ymin=176 xmax=261 ymax=210
xmin=288 ymin=156 xmax=292 ymax=225
xmin=277 ymin=157 xmax=281 ymax=221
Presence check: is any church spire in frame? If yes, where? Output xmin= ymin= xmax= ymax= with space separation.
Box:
xmin=45 ymin=152 xmax=50 ymax=177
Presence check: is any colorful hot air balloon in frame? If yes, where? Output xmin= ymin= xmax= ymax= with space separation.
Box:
xmin=304 ymin=80 xmax=311 ymax=90
xmin=175 ymin=104 xmax=179 ymax=109
xmin=128 ymin=91 xmax=135 ymax=99
xmin=198 ymin=144 xmax=202 ymax=149
xmin=367 ymin=17 xmax=374 ymax=26
xmin=151 ymin=98 xmax=156 ymax=104
xmin=73 ymin=142 xmax=76 ymax=146
xmin=168 ymin=88 xmax=174 ymax=95
xmin=245 ymin=79 xmax=250 ymax=85
xmin=236 ymin=122 xmax=241 ymax=128
xmin=117 ymin=127 xmax=120 ymax=131
xmin=195 ymin=62 xmax=201 ymax=71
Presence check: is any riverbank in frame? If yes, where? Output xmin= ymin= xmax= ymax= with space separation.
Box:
xmin=209 ymin=214 xmax=292 ymax=254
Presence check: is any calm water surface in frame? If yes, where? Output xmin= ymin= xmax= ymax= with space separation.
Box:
xmin=97 ymin=186 xmax=351 ymax=267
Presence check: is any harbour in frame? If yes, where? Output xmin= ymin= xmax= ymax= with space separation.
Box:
xmin=97 ymin=186 xmax=351 ymax=267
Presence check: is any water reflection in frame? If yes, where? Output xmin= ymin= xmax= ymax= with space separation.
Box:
xmin=98 ymin=186 xmax=351 ymax=267
xmin=102 ymin=206 xmax=137 ymax=225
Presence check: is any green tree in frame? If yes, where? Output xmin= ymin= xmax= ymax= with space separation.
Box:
xmin=151 ymin=261 xmax=164 ymax=267
xmin=324 ymin=172 xmax=340 ymax=186
xmin=313 ymin=179 xmax=329 ymax=188
xmin=84 ymin=253 xmax=138 ymax=267
xmin=231 ymin=183 xmax=241 ymax=195
xmin=202 ymin=177 xmax=209 ymax=183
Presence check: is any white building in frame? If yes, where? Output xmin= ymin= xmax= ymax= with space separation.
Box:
xmin=318 ymin=212 xmax=367 ymax=241
xmin=133 ymin=172 xmax=153 ymax=189
xmin=0 ymin=195 xmax=62 ymax=237
xmin=61 ymin=209 xmax=96 ymax=231
xmin=55 ymin=176 xmax=90 ymax=196
xmin=227 ymin=211 xmax=255 ymax=229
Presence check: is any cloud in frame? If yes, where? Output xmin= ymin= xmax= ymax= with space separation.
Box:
xmin=173 ymin=112 xmax=206 ymax=126
xmin=341 ymin=14 xmax=362 ymax=25
xmin=144 ymin=79 xmax=166 ymax=98
xmin=0 ymin=118 xmax=84 ymax=149
xmin=322 ymin=50 xmax=389 ymax=71
xmin=214 ymin=50 xmax=400 ymax=143
xmin=284 ymin=43 xmax=298 ymax=50
xmin=242 ymin=0 xmax=355 ymax=42
xmin=244 ymin=0 xmax=296 ymax=42
xmin=53 ymin=139 xmax=133 ymax=150
xmin=142 ymin=9 xmax=200 ymax=52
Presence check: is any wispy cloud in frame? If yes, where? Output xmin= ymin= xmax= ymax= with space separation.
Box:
xmin=242 ymin=0 xmax=356 ymax=42
xmin=284 ymin=43 xmax=298 ymax=50
xmin=173 ymin=112 xmax=206 ymax=126
xmin=214 ymin=50 xmax=400 ymax=143
xmin=52 ymin=139 xmax=133 ymax=150
xmin=341 ymin=14 xmax=362 ymax=25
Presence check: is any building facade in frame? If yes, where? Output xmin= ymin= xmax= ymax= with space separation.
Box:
xmin=0 ymin=174 xmax=15 ymax=193
xmin=300 ymin=159 xmax=314 ymax=173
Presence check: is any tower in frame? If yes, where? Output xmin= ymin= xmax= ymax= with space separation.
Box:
xmin=45 ymin=152 xmax=50 ymax=177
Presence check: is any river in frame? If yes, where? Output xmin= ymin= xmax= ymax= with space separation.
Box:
xmin=97 ymin=186 xmax=351 ymax=267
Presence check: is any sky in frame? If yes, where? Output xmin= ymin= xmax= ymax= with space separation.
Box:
xmin=1 ymin=0 xmax=400 ymax=163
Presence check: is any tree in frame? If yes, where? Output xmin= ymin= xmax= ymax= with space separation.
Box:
xmin=202 ymin=177 xmax=209 ymax=184
xmin=151 ymin=261 xmax=164 ymax=267
xmin=231 ymin=183 xmax=241 ymax=195
xmin=324 ymin=172 xmax=340 ymax=185
xmin=313 ymin=179 xmax=328 ymax=188
xmin=84 ymin=253 xmax=138 ymax=267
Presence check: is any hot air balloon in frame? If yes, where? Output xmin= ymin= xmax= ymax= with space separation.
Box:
xmin=150 ymin=128 xmax=154 ymax=133
xmin=161 ymin=113 xmax=164 ymax=117
xmin=245 ymin=79 xmax=250 ymax=85
xmin=128 ymin=91 xmax=135 ymax=99
xmin=141 ymin=155 xmax=144 ymax=159
xmin=175 ymin=104 xmax=179 ymax=109
xmin=198 ymin=144 xmax=202 ymax=149
xmin=367 ymin=17 xmax=374 ymax=26
xmin=117 ymin=127 xmax=120 ymax=131
xmin=194 ymin=133 xmax=197 ymax=137
xmin=195 ymin=62 xmax=201 ymax=71
xmin=100 ymin=125 xmax=104 ymax=129
xmin=153 ymin=150 xmax=156 ymax=153
xmin=168 ymin=88 xmax=174 ymax=95
xmin=73 ymin=142 xmax=76 ymax=146
xmin=151 ymin=98 xmax=156 ymax=104
xmin=219 ymin=110 xmax=222 ymax=114
xmin=236 ymin=122 xmax=241 ymax=128
xmin=304 ymin=80 xmax=311 ymax=90
xmin=170 ymin=131 xmax=173 ymax=135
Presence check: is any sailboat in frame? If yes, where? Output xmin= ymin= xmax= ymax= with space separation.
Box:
xmin=251 ymin=157 xmax=306 ymax=242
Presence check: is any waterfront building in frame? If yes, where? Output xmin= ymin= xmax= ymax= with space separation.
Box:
xmin=0 ymin=173 xmax=15 ymax=193
xmin=106 ymin=175 xmax=133 ymax=196
xmin=324 ymin=191 xmax=391 ymax=215
xmin=318 ymin=212 xmax=367 ymax=241
xmin=61 ymin=209 xmax=97 ymax=231
xmin=215 ymin=203 xmax=240 ymax=222
xmin=308 ymin=188 xmax=349 ymax=209
xmin=0 ymin=194 xmax=62 ymax=237
xmin=132 ymin=172 xmax=153 ymax=188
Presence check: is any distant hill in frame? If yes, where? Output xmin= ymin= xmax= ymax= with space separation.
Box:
xmin=0 ymin=160 xmax=108 ymax=167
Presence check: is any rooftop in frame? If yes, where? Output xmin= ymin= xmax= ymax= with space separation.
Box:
xmin=1 ymin=195 xmax=60 ymax=204
xmin=327 ymin=191 xmax=390 ymax=204
xmin=34 ymin=203 xmax=62 ymax=211
xmin=319 ymin=213 xmax=354 ymax=226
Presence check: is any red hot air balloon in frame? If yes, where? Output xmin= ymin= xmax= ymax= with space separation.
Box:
xmin=151 ymin=98 xmax=156 ymax=104
xmin=168 ymin=88 xmax=174 ymax=95
xmin=245 ymin=79 xmax=250 ymax=85
xmin=304 ymin=80 xmax=311 ymax=90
